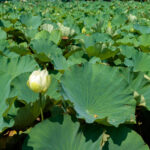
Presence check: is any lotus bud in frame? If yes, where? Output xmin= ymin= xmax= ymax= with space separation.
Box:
xmin=82 ymin=27 xmax=86 ymax=34
xmin=130 ymin=27 xmax=135 ymax=32
xmin=107 ymin=21 xmax=112 ymax=35
xmin=128 ymin=14 xmax=137 ymax=22
xmin=27 ymin=69 xmax=51 ymax=93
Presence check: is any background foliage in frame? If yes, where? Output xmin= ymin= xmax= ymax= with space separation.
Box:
xmin=0 ymin=0 xmax=150 ymax=149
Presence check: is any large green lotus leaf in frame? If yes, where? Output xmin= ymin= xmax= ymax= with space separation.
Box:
xmin=13 ymin=100 xmax=41 ymax=130
xmin=30 ymin=38 xmax=68 ymax=70
xmin=0 ymin=72 xmax=14 ymax=132
xmin=49 ymin=30 xmax=61 ymax=45
xmin=84 ymin=16 xmax=97 ymax=28
xmin=119 ymin=45 xmax=137 ymax=58
xmin=23 ymin=28 xmax=38 ymax=40
xmin=23 ymin=115 xmax=103 ymax=150
xmin=61 ymin=63 xmax=136 ymax=127
xmin=128 ymin=73 xmax=147 ymax=92
xmin=0 ymin=73 xmax=12 ymax=113
xmin=119 ymin=68 xmax=148 ymax=92
xmin=103 ymin=126 xmax=149 ymax=150
xmin=2 ymin=49 xmax=19 ymax=58
xmin=138 ymin=34 xmax=150 ymax=48
xmin=46 ymin=74 xmax=62 ymax=100
xmin=89 ymin=57 xmax=101 ymax=64
xmin=0 ymin=72 xmax=11 ymax=103
xmin=0 ymin=117 xmax=14 ymax=134
xmin=0 ymin=28 xmax=7 ymax=40
xmin=30 ymin=38 xmax=60 ymax=57
xmin=134 ymin=24 xmax=150 ymax=34
xmin=4 ymin=97 xmax=41 ymax=131
xmin=3 ymin=97 xmax=17 ymax=118
xmin=124 ymin=58 xmax=134 ymax=67
xmin=137 ymin=85 xmax=150 ymax=110
xmin=67 ymin=51 xmax=87 ymax=66
xmin=8 ymin=42 xmax=30 ymax=56
xmin=120 ymin=24 xmax=134 ymax=33
xmin=33 ymin=30 xmax=51 ymax=41
xmin=0 ymin=56 xmax=38 ymax=132
xmin=0 ymin=30 xmax=8 ymax=56
xmin=86 ymin=44 xmax=117 ymax=60
xmin=132 ymin=51 xmax=150 ymax=72
xmin=0 ymin=40 xmax=8 ymax=53
xmin=118 ymin=69 xmax=150 ymax=108
xmin=84 ymin=33 xmax=113 ymax=48
xmin=111 ymin=14 xmax=127 ymax=27
xmin=34 ymin=29 xmax=61 ymax=45
xmin=20 ymin=14 xmax=42 ymax=29
xmin=1 ymin=19 xmax=13 ymax=30
xmin=83 ymin=33 xmax=116 ymax=60
xmin=51 ymin=54 xmax=68 ymax=70
xmin=0 ymin=55 xmax=38 ymax=78
xmin=9 ymin=73 xmax=38 ymax=103
xmin=116 ymin=36 xmax=138 ymax=46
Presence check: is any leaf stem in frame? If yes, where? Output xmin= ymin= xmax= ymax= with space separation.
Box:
xmin=62 ymin=100 xmax=67 ymax=113
xmin=39 ymin=93 xmax=44 ymax=121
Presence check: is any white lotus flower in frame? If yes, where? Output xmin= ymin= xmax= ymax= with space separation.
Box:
xmin=40 ymin=24 xmax=54 ymax=33
xmin=27 ymin=69 xmax=51 ymax=93
xmin=128 ymin=14 xmax=137 ymax=22
xmin=57 ymin=22 xmax=75 ymax=37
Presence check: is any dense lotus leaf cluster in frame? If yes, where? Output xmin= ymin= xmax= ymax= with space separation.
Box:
xmin=0 ymin=0 xmax=150 ymax=149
